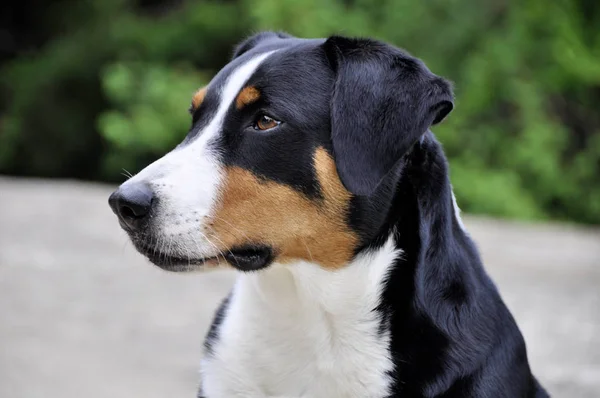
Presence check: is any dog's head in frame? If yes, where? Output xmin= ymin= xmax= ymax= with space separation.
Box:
xmin=108 ymin=32 xmax=453 ymax=272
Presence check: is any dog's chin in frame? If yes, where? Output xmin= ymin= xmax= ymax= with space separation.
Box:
xmin=131 ymin=239 xmax=274 ymax=272
xmin=135 ymin=244 xmax=221 ymax=272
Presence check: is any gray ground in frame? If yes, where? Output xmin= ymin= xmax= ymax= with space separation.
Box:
xmin=0 ymin=177 xmax=599 ymax=398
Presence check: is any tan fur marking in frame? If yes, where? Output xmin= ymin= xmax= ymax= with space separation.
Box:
xmin=235 ymin=86 xmax=260 ymax=109
xmin=208 ymin=148 xmax=357 ymax=269
xmin=191 ymin=87 xmax=207 ymax=111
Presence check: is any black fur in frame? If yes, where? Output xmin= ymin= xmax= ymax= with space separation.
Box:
xmin=203 ymin=294 xmax=231 ymax=356
xmin=324 ymin=36 xmax=453 ymax=196
xmin=370 ymin=133 xmax=547 ymax=397
xmin=218 ymin=40 xmax=335 ymax=199
xmin=231 ymin=31 xmax=293 ymax=59
xmin=198 ymin=32 xmax=548 ymax=397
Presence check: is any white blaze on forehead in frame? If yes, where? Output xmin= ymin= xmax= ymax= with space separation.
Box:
xmin=193 ymin=50 xmax=276 ymax=147
xmin=119 ymin=51 xmax=276 ymax=258
xmin=126 ymin=50 xmax=275 ymax=184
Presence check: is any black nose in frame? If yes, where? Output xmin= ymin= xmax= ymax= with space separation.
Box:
xmin=108 ymin=183 xmax=154 ymax=230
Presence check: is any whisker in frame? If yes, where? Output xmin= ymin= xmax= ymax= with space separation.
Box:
xmin=159 ymin=234 xmax=165 ymax=260
xmin=154 ymin=234 xmax=161 ymax=259
xmin=301 ymin=238 xmax=314 ymax=263
xmin=205 ymin=233 xmax=237 ymax=264
xmin=210 ymin=215 xmax=252 ymax=242
xmin=121 ymin=240 xmax=129 ymax=256
xmin=198 ymin=231 xmax=231 ymax=266
xmin=187 ymin=241 xmax=191 ymax=270
xmin=190 ymin=236 xmax=208 ymax=268
xmin=166 ymin=233 xmax=174 ymax=257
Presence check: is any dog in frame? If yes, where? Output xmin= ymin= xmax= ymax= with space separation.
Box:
xmin=108 ymin=31 xmax=549 ymax=398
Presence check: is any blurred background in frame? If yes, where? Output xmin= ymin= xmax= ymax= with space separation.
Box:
xmin=0 ymin=0 xmax=599 ymax=397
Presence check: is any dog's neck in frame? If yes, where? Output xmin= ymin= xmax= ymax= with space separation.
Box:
xmin=217 ymin=239 xmax=399 ymax=397
xmin=238 ymin=236 xmax=399 ymax=320
xmin=232 ymin=132 xmax=475 ymax=345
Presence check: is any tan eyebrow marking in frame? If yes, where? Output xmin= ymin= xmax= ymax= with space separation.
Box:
xmin=190 ymin=86 xmax=208 ymax=112
xmin=235 ymin=86 xmax=260 ymax=109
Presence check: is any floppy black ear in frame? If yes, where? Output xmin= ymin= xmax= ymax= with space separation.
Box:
xmin=232 ymin=31 xmax=293 ymax=59
xmin=324 ymin=36 xmax=454 ymax=196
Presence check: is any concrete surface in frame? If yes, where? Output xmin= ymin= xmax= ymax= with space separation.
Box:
xmin=0 ymin=177 xmax=599 ymax=397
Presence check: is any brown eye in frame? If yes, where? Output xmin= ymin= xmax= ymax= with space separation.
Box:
xmin=254 ymin=114 xmax=280 ymax=131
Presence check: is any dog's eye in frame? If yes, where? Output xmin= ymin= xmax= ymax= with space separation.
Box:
xmin=254 ymin=114 xmax=280 ymax=131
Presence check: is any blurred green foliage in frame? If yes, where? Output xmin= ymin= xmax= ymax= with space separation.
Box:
xmin=1 ymin=0 xmax=599 ymax=223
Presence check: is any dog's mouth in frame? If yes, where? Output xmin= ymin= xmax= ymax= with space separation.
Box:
xmin=134 ymin=242 xmax=221 ymax=271
xmin=133 ymin=240 xmax=274 ymax=272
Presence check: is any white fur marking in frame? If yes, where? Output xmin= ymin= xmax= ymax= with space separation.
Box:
xmin=201 ymin=238 xmax=399 ymax=398
xmin=119 ymin=52 xmax=275 ymax=261
xmin=195 ymin=51 xmax=274 ymax=147
xmin=451 ymin=189 xmax=466 ymax=231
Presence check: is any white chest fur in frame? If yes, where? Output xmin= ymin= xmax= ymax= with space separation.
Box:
xmin=200 ymin=239 xmax=399 ymax=398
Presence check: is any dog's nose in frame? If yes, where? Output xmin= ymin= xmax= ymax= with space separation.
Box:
xmin=108 ymin=183 xmax=154 ymax=230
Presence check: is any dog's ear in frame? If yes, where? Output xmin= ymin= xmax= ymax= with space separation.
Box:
xmin=323 ymin=36 xmax=454 ymax=196
xmin=232 ymin=31 xmax=293 ymax=59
